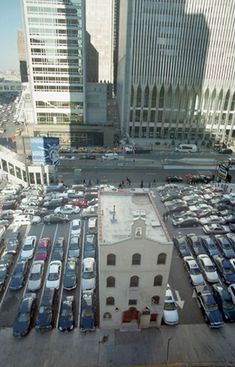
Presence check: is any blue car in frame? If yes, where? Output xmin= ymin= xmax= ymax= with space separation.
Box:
xmin=212 ymin=283 xmax=235 ymax=322
xmin=13 ymin=293 xmax=36 ymax=337
xmin=58 ymin=296 xmax=74 ymax=332
xmin=213 ymin=256 xmax=235 ymax=285
xmin=215 ymin=235 xmax=235 ymax=259
xmin=9 ymin=260 xmax=28 ymax=290
xmin=199 ymin=235 xmax=220 ymax=257
xmin=35 ymin=288 xmax=55 ymax=331
xmin=195 ymin=285 xmax=224 ymax=328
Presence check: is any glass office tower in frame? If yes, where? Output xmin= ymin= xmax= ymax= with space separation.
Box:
xmin=21 ymin=0 xmax=86 ymax=144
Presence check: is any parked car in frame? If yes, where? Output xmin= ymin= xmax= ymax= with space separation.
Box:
xmin=58 ymin=296 xmax=75 ymax=332
xmin=80 ymin=292 xmax=95 ymax=332
xmin=68 ymin=236 xmax=80 ymax=258
xmin=71 ymin=219 xmax=81 ymax=237
xmin=163 ymin=284 xmax=179 ymax=325
xmin=46 ymin=261 xmax=62 ymax=289
xmin=183 ymin=256 xmax=205 ymax=286
xmin=51 ymin=237 xmax=64 ymax=262
xmin=0 ymin=264 xmax=8 ymax=292
xmin=13 ymin=293 xmax=37 ymax=337
xmin=203 ymin=224 xmax=230 ymax=235
xmin=43 ymin=213 xmax=69 ymax=225
xmin=195 ymin=284 xmax=224 ymax=328
xmin=84 ymin=234 xmax=96 ymax=259
xmin=218 ymin=148 xmax=233 ymax=154
xmin=214 ymin=235 xmax=235 ymax=259
xmin=186 ymin=234 xmax=207 ymax=256
xmin=35 ymin=288 xmax=55 ymax=331
xmin=212 ymin=283 xmax=235 ymax=322
xmin=69 ymin=199 xmax=88 ymax=208
xmin=9 ymin=260 xmax=28 ymax=290
xmin=197 ymin=254 xmax=219 ymax=283
xmin=228 ymin=284 xmax=235 ymax=304
xmin=199 ymin=235 xmax=220 ymax=257
xmin=0 ymin=252 xmax=14 ymax=268
xmin=5 ymin=232 xmax=21 ymax=255
xmin=35 ymin=237 xmax=50 ymax=261
xmin=63 ymin=259 xmax=77 ymax=291
xmin=54 ymin=205 xmax=80 ymax=215
xmin=81 ymin=258 xmax=96 ymax=291
xmin=173 ymin=236 xmax=192 ymax=258
xmin=28 ymin=261 xmax=44 ymax=291
xmin=213 ymin=256 xmax=235 ymax=284
xmin=21 ymin=236 xmax=37 ymax=260
xmin=172 ymin=217 xmax=200 ymax=228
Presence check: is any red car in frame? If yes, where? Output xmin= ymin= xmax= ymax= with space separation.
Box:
xmin=35 ymin=237 xmax=51 ymax=261
xmin=69 ymin=199 xmax=88 ymax=208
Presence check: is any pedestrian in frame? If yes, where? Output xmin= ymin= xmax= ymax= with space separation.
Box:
xmin=140 ymin=180 xmax=144 ymax=188
xmin=122 ymin=180 xmax=125 ymax=186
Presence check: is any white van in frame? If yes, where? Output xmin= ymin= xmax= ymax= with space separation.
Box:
xmin=101 ymin=153 xmax=119 ymax=160
xmin=175 ymin=144 xmax=198 ymax=153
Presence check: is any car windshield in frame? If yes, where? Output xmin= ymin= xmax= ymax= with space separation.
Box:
xmin=23 ymin=244 xmax=32 ymax=251
xmin=30 ymin=272 xmax=40 ymax=280
xmin=205 ymin=265 xmax=215 ymax=272
xmin=70 ymin=242 xmax=78 ymax=250
xmin=223 ymin=243 xmax=231 ymax=249
xmin=61 ymin=306 xmax=72 ymax=317
xmin=82 ymin=308 xmax=93 ymax=318
xmin=48 ymin=272 xmax=59 ymax=281
xmin=83 ymin=271 xmax=94 ymax=279
xmin=18 ymin=313 xmax=30 ymax=322
xmin=190 ymin=268 xmax=200 ymax=275
xmin=39 ymin=306 xmax=51 ymax=314
xmin=37 ymin=247 xmax=46 ymax=253
xmin=72 ymin=225 xmax=80 ymax=230
xmin=164 ymin=302 xmax=176 ymax=311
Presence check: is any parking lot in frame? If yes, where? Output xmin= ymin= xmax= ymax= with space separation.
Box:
xmin=0 ymin=184 xmax=99 ymax=335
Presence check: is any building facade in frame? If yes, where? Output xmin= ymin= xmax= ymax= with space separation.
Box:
xmin=85 ymin=0 xmax=115 ymax=84
xmin=117 ymin=0 xmax=235 ymax=146
xmin=17 ymin=30 xmax=28 ymax=83
xmin=21 ymin=0 xmax=86 ymax=143
xmin=98 ymin=189 xmax=173 ymax=330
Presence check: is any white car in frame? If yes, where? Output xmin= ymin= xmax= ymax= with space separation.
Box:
xmin=228 ymin=284 xmax=235 ymax=304
xmin=46 ymin=261 xmax=62 ymax=289
xmin=183 ymin=256 xmax=205 ymax=286
xmin=71 ymin=219 xmax=81 ymax=237
xmin=81 ymin=258 xmax=96 ymax=291
xmin=197 ymin=254 xmax=219 ymax=283
xmin=28 ymin=261 xmax=44 ymax=291
xmin=21 ymin=236 xmax=37 ymax=260
xmin=163 ymin=284 xmax=179 ymax=325
xmin=54 ymin=205 xmax=80 ymax=215
xmin=203 ymin=223 xmax=230 ymax=234
xmin=31 ymin=216 xmax=41 ymax=225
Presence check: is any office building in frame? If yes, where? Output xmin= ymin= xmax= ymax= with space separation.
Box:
xmin=86 ymin=0 xmax=115 ymax=84
xmin=98 ymin=189 xmax=173 ymax=329
xmin=17 ymin=30 xmax=28 ymax=83
xmin=21 ymin=0 xmax=86 ymax=144
xmin=117 ymin=0 xmax=235 ymax=146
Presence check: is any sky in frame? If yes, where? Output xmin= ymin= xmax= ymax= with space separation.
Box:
xmin=0 ymin=2 xmax=23 ymax=72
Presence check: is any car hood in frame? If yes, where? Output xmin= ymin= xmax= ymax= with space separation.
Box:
xmin=36 ymin=312 xmax=52 ymax=328
xmin=80 ymin=316 xmax=95 ymax=330
xmin=207 ymin=309 xmax=224 ymax=327
xmin=224 ymin=272 xmax=235 ymax=284
xmin=13 ymin=320 xmax=29 ymax=336
xmin=64 ymin=275 xmax=76 ymax=288
xmin=163 ymin=310 xmax=179 ymax=324
xmin=35 ymin=253 xmax=47 ymax=261
xmin=206 ymin=272 xmax=219 ymax=282
xmin=10 ymin=276 xmax=23 ymax=289
xmin=82 ymin=278 xmax=95 ymax=291
xmin=59 ymin=316 xmax=73 ymax=330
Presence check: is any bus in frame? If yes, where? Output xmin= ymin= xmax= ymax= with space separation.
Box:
xmin=175 ymin=144 xmax=198 ymax=153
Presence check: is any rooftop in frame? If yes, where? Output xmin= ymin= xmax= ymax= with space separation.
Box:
xmin=99 ymin=189 xmax=171 ymax=245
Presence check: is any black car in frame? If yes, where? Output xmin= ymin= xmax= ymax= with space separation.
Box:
xmin=173 ymin=236 xmax=192 ymax=257
xmin=51 ymin=237 xmax=64 ymax=262
xmin=218 ymin=148 xmax=233 ymax=154
xmin=0 ymin=264 xmax=8 ymax=292
xmin=9 ymin=260 xmax=28 ymax=290
xmin=35 ymin=288 xmax=55 ymax=331
xmin=84 ymin=235 xmax=96 ymax=259
xmin=212 ymin=283 xmax=235 ymax=322
xmin=43 ymin=214 xmax=69 ymax=224
xmin=195 ymin=285 xmax=224 ymax=328
xmin=213 ymin=255 xmax=235 ymax=285
xmin=58 ymin=296 xmax=74 ymax=332
xmin=166 ymin=176 xmax=183 ymax=183
xmin=186 ymin=234 xmax=207 ymax=256
xmin=0 ymin=252 xmax=14 ymax=268
xmin=63 ymin=259 xmax=77 ymax=290
xmin=13 ymin=293 xmax=36 ymax=337
xmin=80 ymin=291 xmax=95 ymax=332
